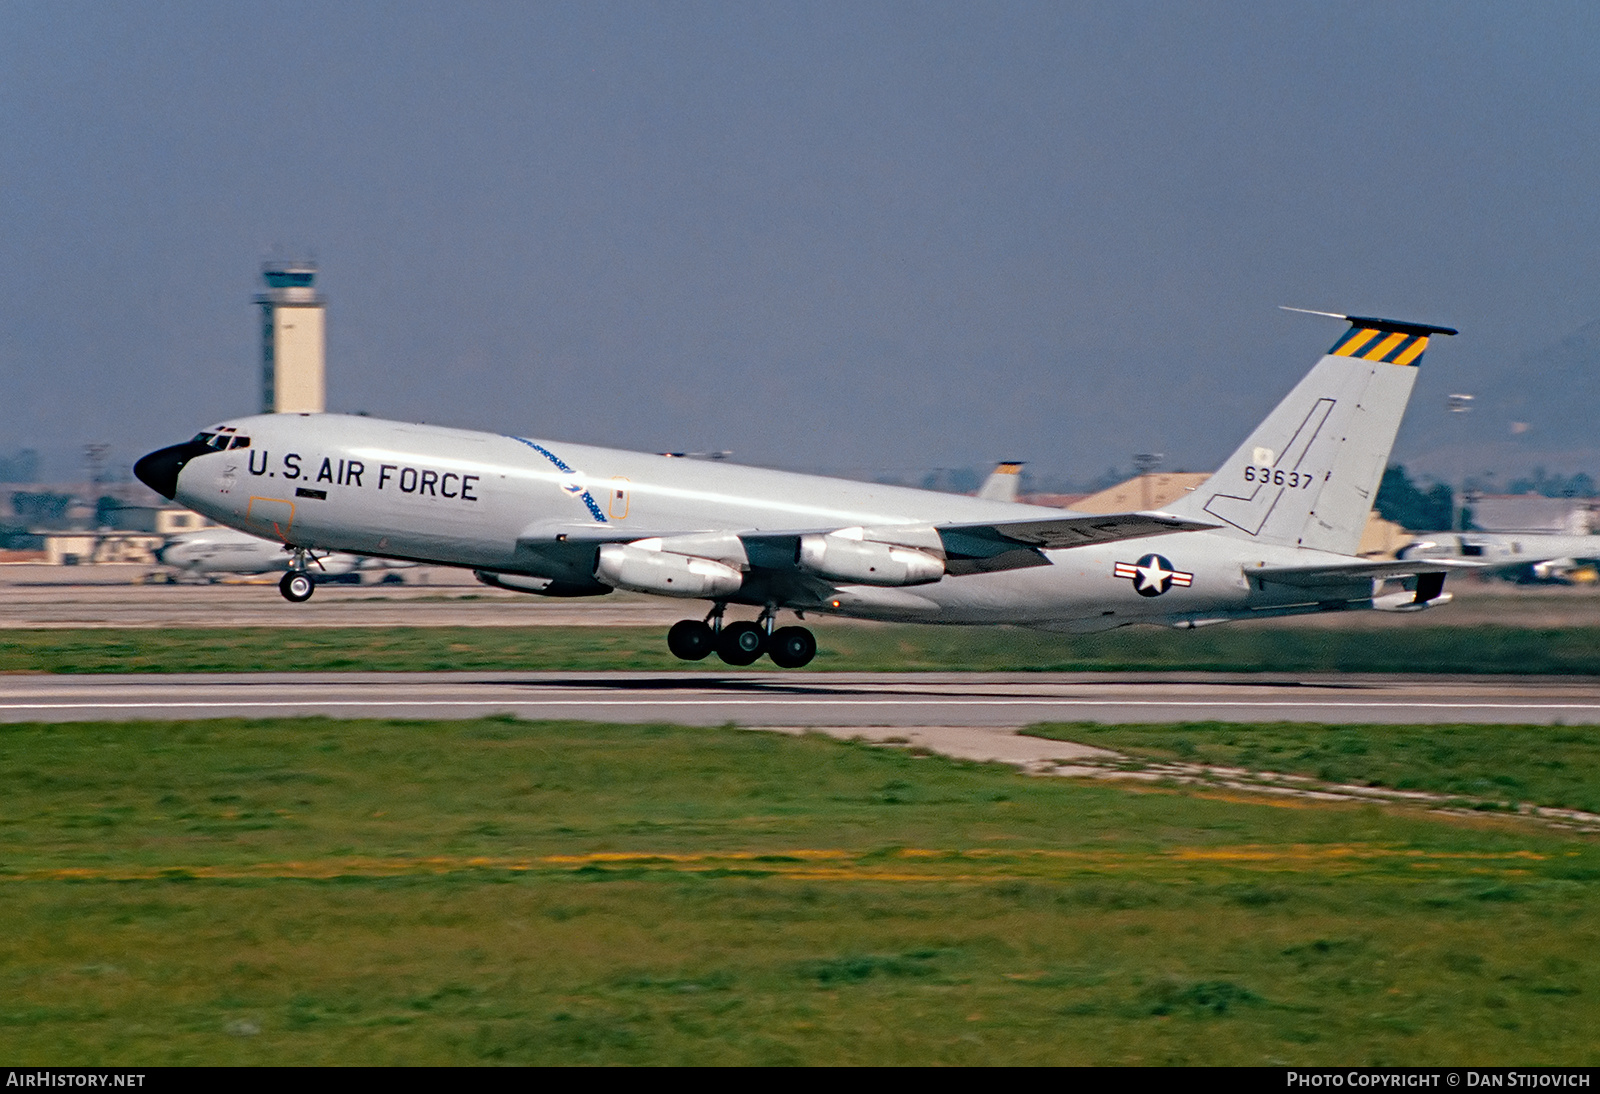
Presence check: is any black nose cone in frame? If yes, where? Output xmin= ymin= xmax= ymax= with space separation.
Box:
xmin=134 ymin=440 xmax=210 ymax=500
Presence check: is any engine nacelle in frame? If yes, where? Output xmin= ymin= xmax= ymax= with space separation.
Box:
xmin=1533 ymin=558 xmax=1577 ymax=581
xmin=594 ymin=542 xmax=743 ymax=598
xmin=797 ymin=532 xmax=944 ymax=587
xmin=1373 ymin=590 xmax=1452 ymax=612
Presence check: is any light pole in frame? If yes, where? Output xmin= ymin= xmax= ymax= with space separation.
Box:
xmin=1133 ymin=452 xmax=1164 ymax=510
xmin=1447 ymin=394 xmax=1474 ymax=530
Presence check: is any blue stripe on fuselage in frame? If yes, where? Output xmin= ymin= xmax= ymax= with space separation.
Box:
xmin=509 ymin=437 xmax=609 ymax=523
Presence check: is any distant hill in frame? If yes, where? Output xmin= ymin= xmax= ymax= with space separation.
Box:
xmin=1402 ymin=317 xmax=1600 ymax=481
xmin=1484 ymin=317 xmax=1600 ymax=448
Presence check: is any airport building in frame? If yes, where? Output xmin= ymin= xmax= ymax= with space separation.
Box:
xmin=1469 ymin=494 xmax=1597 ymax=535
xmin=4 ymin=261 xmax=328 ymax=566
xmin=256 ymin=261 xmax=326 ymax=414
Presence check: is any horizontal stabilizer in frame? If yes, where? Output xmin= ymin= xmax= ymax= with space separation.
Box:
xmin=1252 ymin=558 xmax=1482 ymax=588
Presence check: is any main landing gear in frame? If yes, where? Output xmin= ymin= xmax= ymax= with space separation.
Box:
xmin=667 ymin=605 xmax=817 ymax=668
xmin=278 ymin=548 xmax=317 ymax=603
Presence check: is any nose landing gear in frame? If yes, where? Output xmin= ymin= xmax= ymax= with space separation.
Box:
xmin=278 ymin=547 xmax=317 ymax=603
xmin=279 ymin=570 xmax=315 ymax=603
xmin=664 ymin=604 xmax=816 ymax=668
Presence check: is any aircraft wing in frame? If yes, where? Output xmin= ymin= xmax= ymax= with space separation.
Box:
xmin=1251 ymin=558 xmax=1484 ymax=588
xmin=513 ymin=512 xmax=1216 ymax=583
xmin=933 ymin=513 xmax=1218 ymax=574
xmin=730 ymin=512 xmax=1216 ymax=578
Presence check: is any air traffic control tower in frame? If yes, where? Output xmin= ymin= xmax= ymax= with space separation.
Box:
xmin=256 ymin=260 xmax=325 ymax=414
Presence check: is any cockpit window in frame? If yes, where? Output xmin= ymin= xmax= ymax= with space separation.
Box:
xmin=191 ymin=432 xmax=232 ymax=450
xmin=229 ymin=436 xmax=251 ymax=449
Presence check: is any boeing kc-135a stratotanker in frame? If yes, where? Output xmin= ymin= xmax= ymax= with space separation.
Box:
xmin=135 ymin=311 xmax=1468 ymax=668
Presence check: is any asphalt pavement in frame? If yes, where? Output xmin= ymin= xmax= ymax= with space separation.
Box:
xmin=4 ymin=670 xmax=1598 ymax=726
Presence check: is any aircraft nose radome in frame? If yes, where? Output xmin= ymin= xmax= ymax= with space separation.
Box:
xmin=134 ymin=441 xmax=205 ymax=500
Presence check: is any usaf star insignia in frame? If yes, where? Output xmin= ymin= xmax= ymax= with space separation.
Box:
xmin=1113 ymin=553 xmax=1193 ymax=597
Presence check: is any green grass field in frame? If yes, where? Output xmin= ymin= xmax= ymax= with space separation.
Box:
xmin=4 ymin=623 xmax=1600 ymax=673
xmin=1 ymin=717 xmax=1596 ymax=1064
xmin=1024 ymin=722 xmax=1600 ymax=816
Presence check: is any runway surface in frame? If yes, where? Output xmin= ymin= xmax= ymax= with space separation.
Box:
xmin=6 ymin=565 xmax=1600 ymax=628
xmin=0 ymin=567 xmax=688 ymax=628
xmin=5 ymin=671 xmax=1599 ymax=727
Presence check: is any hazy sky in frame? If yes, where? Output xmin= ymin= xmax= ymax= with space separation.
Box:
xmin=4 ymin=1 xmax=1598 ymax=484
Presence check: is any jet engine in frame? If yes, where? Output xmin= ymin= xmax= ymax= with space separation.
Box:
xmin=797 ymin=532 xmax=944 ymax=587
xmin=1532 ymin=558 xmax=1579 ymax=581
xmin=594 ymin=542 xmax=743 ymax=598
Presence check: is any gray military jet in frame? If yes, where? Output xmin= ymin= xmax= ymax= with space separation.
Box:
xmin=154 ymin=524 xmax=412 ymax=584
xmin=1399 ymin=532 xmax=1600 ymax=583
xmin=135 ymin=311 xmax=1465 ymax=668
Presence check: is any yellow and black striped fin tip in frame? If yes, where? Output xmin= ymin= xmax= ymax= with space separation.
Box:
xmin=993 ymin=462 xmax=1024 ymax=475
xmin=1325 ymin=315 xmax=1456 ymax=366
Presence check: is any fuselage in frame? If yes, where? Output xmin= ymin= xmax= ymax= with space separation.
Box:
xmin=146 ymin=412 xmax=1389 ymax=631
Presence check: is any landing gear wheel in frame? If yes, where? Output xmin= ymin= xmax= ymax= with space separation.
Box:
xmin=716 ymin=620 xmax=766 ymax=666
xmin=279 ymin=570 xmax=315 ymax=603
xmin=767 ymin=626 xmax=817 ymax=669
xmin=667 ymin=619 xmax=716 ymax=661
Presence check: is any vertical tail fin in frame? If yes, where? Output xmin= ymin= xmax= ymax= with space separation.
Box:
xmin=977 ymin=461 xmax=1025 ymax=502
xmin=1163 ymin=312 xmax=1456 ymax=556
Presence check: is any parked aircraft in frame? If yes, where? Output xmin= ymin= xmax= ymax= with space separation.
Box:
xmin=1399 ymin=532 xmax=1600 ymax=582
xmin=976 ymin=462 xmax=1025 ymax=503
xmin=135 ymin=311 xmax=1467 ymax=668
xmin=154 ymin=525 xmax=411 ymax=583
